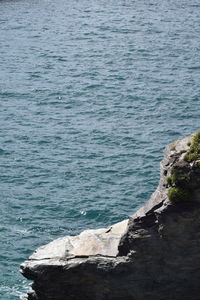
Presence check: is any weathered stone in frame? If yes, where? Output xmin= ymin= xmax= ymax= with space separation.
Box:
xmin=20 ymin=133 xmax=200 ymax=300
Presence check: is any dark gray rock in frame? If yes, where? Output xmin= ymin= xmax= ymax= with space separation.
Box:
xmin=20 ymin=134 xmax=200 ymax=300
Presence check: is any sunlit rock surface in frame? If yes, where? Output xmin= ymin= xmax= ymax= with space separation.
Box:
xmin=21 ymin=134 xmax=200 ymax=300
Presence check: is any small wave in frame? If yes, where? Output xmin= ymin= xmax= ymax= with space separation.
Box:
xmin=0 ymin=148 xmax=11 ymax=156
xmin=0 ymin=148 xmax=5 ymax=155
xmin=188 ymin=66 xmax=200 ymax=70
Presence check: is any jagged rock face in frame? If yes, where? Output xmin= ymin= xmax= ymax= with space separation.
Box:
xmin=20 ymin=134 xmax=200 ymax=300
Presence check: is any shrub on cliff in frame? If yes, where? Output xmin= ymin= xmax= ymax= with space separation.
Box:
xmin=167 ymin=187 xmax=192 ymax=203
xmin=184 ymin=131 xmax=200 ymax=162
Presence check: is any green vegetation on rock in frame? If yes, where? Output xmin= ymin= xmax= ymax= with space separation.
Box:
xmin=171 ymin=170 xmax=190 ymax=186
xmin=184 ymin=131 xmax=200 ymax=162
xmin=167 ymin=166 xmax=190 ymax=188
xmin=167 ymin=187 xmax=192 ymax=203
xmin=166 ymin=133 xmax=200 ymax=203
xmin=167 ymin=176 xmax=173 ymax=186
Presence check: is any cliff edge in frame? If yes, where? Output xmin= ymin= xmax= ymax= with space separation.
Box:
xmin=20 ymin=133 xmax=200 ymax=300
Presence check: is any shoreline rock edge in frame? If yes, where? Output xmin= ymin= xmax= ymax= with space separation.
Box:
xmin=20 ymin=134 xmax=200 ymax=300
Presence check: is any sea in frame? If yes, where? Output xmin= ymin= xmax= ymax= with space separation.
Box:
xmin=0 ymin=0 xmax=199 ymax=298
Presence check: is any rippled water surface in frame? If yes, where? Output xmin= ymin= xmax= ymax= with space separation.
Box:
xmin=0 ymin=0 xmax=200 ymax=297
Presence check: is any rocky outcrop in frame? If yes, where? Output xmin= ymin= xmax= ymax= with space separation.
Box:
xmin=20 ymin=133 xmax=200 ymax=300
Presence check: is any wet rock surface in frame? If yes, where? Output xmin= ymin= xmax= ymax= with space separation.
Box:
xmin=20 ymin=134 xmax=200 ymax=300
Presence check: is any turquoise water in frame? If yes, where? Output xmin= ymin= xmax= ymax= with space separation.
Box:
xmin=0 ymin=0 xmax=199 ymax=298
